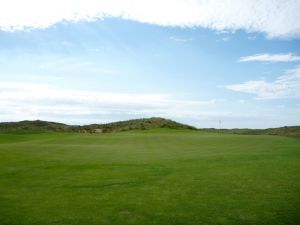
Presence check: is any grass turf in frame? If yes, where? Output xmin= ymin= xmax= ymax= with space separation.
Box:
xmin=0 ymin=130 xmax=299 ymax=225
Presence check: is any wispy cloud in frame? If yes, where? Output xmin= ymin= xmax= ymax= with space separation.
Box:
xmin=1 ymin=81 xmax=299 ymax=128
xmin=0 ymin=0 xmax=299 ymax=38
xmin=0 ymin=81 xmax=219 ymax=124
xmin=169 ymin=36 xmax=193 ymax=43
xmin=225 ymin=67 xmax=300 ymax=99
xmin=220 ymin=36 xmax=231 ymax=42
xmin=247 ymin=36 xmax=257 ymax=41
xmin=239 ymin=53 xmax=300 ymax=62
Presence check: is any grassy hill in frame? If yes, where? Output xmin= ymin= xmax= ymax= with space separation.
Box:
xmin=0 ymin=118 xmax=196 ymax=133
xmin=201 ymin=126 xmax=300 ymax=138
xmin=81 ymin=117 xmax=196 ymax=133
xmin=0 ymin=118 xmax=299 ymax=138
xmin=0 ymin=120 xmax=76 ymax=132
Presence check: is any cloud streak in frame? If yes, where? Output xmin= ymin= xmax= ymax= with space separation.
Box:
xmin=239 ymin=53 xmax=300 ymax=62
xmin=226 ymin=67 xmax=300 ymax=99
xmin=169 ymin=36 xmax=193 ymax=43
xmin=1 ymin=81 xmax=299 ymax=128
xmin=0 ymin=0 xmax=300 ymax=38
xmin=0 ymin=81 xmax=218 ymax=124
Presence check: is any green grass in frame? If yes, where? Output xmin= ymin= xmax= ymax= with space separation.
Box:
xmin=0 ymin=130 xmax=299 ymax=225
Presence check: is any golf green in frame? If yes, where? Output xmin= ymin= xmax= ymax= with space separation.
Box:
xmin=0 ymin=130 xmax=299 ymax=225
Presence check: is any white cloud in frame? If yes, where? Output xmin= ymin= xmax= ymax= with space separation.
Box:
xmin=169 ymin=36 xmax=193 ymax=43
xmin=1 ymin=81 xmax=299 ymax=128
xmin=0 ymin=0 xmax=299 ymax=38
xmin=221 ymin=36 xmax=231 ymax=42
xmin=226 ymin=67 xmax=300 ymax=99
xmin=247 ymin=36 xmax=257 ymax=41
xmin=0 ymin=81 xmax=219 ymax=124
xmin=239 ymin=53 xmax=300 ymax=62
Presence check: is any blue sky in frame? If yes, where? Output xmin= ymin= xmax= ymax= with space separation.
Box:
xmin=0 ymin=0 xmax=300 ymax=128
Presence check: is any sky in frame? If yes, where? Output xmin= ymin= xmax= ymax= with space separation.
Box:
xmin=0 ymin=0 xmax=300 ymax=128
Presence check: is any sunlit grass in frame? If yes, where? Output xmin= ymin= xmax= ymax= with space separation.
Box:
xmin=0 ymin=130 xmax=299 ymax=225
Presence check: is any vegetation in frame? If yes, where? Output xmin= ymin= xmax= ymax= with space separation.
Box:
xmin=0 ymin=118 xmax=299 ymax=138
xmin=202 ymin=126 xmax=300 ymax=138
xmin=0 ymin=130 xmax=299 ymax=225
xmin=84 ymin=117 xmax=196 ymax=133
xmin=0 ymin=118 xmax=196 ymax=133
xmin=0 ymin=120 xmax=77 ymax=132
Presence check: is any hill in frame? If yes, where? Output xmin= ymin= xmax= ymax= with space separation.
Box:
xmin=0 ymin=120 xmax=77 ymax=133
xmin=0 ymin=118 xmax=196 ymax=133
xmin=201 ymin=126 xmax=300 ymax=138
xmin=81 ymin=117 xmax=196 ymax=133
xmin=0 ymin=118 xmax=299 ymax=137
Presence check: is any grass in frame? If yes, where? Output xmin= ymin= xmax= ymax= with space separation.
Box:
xmin=0 ymin=129 xmax=299 ymax=225
xmin=0 ymin=117 xmax=196 ymax=133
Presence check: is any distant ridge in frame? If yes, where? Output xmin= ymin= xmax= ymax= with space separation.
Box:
xmin=82 ymin=117 xmax=196 ymax=133
xmin=202 ymin=126 xmax=300 ymax=138
xmin=0 ymin=117 xmax=196 ymax=133
xmin=0 ymin=120 xmax=73 ymax=132
xmin=0 ymin=118 xmax=299 ymax=138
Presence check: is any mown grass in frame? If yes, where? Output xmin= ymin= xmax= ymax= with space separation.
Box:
xmin=0 ymin=130 xmax=299 ymax=225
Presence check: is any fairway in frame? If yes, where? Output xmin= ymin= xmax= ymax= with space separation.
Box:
xmin=0 ymin=130 xmax=299 ymax=225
